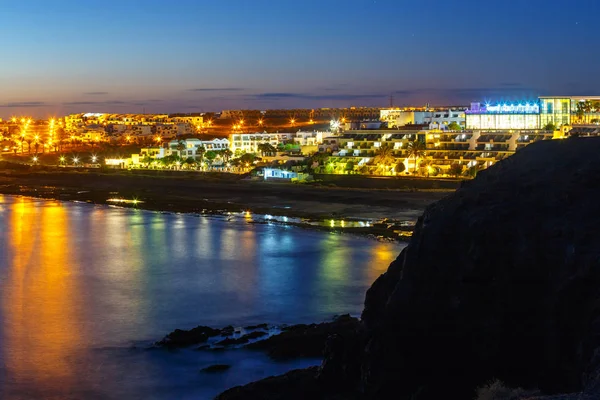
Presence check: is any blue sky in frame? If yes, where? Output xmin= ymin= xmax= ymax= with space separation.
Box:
xmin=1 ymin=0 xmax=599 ymax=117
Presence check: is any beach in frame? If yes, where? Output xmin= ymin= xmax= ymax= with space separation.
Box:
xmin=0 ymin=166 xmax=455 ymax=239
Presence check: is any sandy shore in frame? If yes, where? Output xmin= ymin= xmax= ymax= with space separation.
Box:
xmin=0 ymin=168 xmax=454 ymax=239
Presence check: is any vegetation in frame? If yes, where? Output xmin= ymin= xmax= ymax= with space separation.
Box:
xmin=258 ymin=143 xmax=277 ymax=156
xmin=344 ymin=161 xmax=355 ymax=173
xmin=395 ymin=162 xmax=406 ymax=174
xmin=448 ymin=163 xmax=463 ymax=177
xmin=373 ymin=144 xmax=395 ymax=174
xmin=205 ymin=150 xmax=217 ymax=163
xmin=406 ymin=140 xmax=426 ymax=173
xmin=447 ymin=121 xmax=462 ymax=131
xmin=543 ymin=122 xmax=557 ymax=131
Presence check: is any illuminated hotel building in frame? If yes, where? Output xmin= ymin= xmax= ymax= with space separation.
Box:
xmin=466 ymin=96 xmax=600 ymax=130
xmin=465 ymin=102 xmax=540 ymax=130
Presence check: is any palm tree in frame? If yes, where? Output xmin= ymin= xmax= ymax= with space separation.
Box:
xmin=257 ymin=143 xmax=276 ymax=156
xmin=406 ymin=140 xmax=426 ymax=173
xmin=196 ymin=145 xmax=206 ymax=163
xmin=141 ymin=155 xmax=154 ymax=168
xmin=184 ymin=157 xmax=197 ymax=169
xmin=221 ymin=149 xmax=233 ymax=162
xmin=373 ymin=144 xmax=395 ymax=175
xmin=175 ymin=140 xmax=185 ymax=157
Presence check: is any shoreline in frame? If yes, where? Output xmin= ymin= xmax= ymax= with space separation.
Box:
xmin=0 ymin=168 xmax=453 ymax=240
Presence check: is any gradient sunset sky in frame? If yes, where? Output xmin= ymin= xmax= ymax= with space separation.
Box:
xmin=1 ymin=0 xmax=599 ymax=118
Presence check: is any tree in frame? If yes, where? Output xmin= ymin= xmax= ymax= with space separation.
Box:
xmin=373 ymin=144 xmax=395 ymax=174
xmin=449 ymin=163 xmax=463 ymax=178
xmin=205 ymin=150 xmax=217 ymax=164
xmin=447 ymin=121 xmax=462 ymax=131
xmin=345 ymin=161 xmax=355 ymax=174
xmin=196 ymin=145 xmax=206 ymax=163
xmin=239 ymin=153 xmax=256 ymax=164
xmin=543 ymin=122 xmax=557 ymax=131
xmin=395 ymin=161 xmax=406 ymax=174
xmin=175 ymin=140 xmax=186 ymax=156
xmin=141 ymin=155 xmax=154 ymax=167
xmin=160 ymin=154 xmax=181 ymax=167
xmin=184 ymin=157 xmax=197 ymax=169
xmin=406 ymin=139 xmax=426 ymax=173
xmin=257 ymin=143 xmax=277 ymax=156
xmin=307 ymin=152 xmax=329 ymax=173
xmin=221 ymin=149 xmax=233 ymax=162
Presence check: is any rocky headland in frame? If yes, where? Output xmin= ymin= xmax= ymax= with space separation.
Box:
xmin=214 ymin=136 xmax=600 ymax=399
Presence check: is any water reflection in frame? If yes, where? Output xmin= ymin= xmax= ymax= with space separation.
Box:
xmin=0 ymin=196 xmax=404 ymax=399
xmin=3 ymin=198 xmax=84 ymax=396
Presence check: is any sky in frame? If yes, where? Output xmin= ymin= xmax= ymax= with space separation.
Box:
xmin=1 ymin=0 xmax=599 ymax=118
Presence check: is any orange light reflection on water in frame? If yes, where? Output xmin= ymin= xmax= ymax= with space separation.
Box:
xmin=367 ymin=242 xmax=403 ymax=283
xmin=3 ymin=198 xmax=84 ymax=392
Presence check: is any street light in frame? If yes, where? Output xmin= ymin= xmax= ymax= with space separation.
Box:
xmin=32 ymin=156 xmax=38 ymax=164
xmin=91 ymin=155 xmax=98 ymax=163
xmin=73 ymin=157 xmax=79 ymax=165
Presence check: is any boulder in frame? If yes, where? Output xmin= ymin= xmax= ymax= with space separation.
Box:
xmin=246 ymin=314 xmax=361 ymax=361
xmin=156 ymin=325 xmax=221 ymax=348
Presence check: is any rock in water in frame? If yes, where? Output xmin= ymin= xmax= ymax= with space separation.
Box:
xmin=156 ymin=326 xmax=221 ymax=348
xmin=246 ymin=314 xmax=360 ymax=360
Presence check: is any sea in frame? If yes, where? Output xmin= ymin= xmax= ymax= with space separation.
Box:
xmin=0 ymin=195 xmax=403 ymax=399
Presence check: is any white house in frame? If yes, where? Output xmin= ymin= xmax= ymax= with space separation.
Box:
xmin=163 ymin=138 xmax=230 ymax=159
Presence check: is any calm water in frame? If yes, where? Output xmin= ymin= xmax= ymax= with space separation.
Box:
xmin=0 ymin=195 xmax=403 ymax=399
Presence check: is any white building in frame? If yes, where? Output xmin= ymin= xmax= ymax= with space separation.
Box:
xmin=380 ymin=110 xmax=415 ymax=128
xmin=294 ymin=131 xmax=327 ymax=146
xmin=163 ymin=138 xmax=230 ymax=159
xmin=380 ymin=109 xmax=465 ymax=130
xmin=229 ymin=132 xmax=295 ymax=154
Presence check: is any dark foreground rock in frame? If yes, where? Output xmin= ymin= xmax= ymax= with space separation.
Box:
xmin=215 ymin=367 xmax=361 ymax=400
xmin=215 ymin=137 xmax=600 ymax=399
xmin=245 ymin=314 xmax=361 ymax=360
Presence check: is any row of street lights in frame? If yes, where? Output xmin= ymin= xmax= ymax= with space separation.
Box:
xmin=30 ymin=155 xmax=98 ymax=166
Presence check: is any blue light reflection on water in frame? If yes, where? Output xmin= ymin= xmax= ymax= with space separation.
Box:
xmin=0 ymin=195 xmax=404 ymax=399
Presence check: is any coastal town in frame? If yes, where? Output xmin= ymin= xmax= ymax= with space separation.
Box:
xmin=2 ymin=95 xmax=599 ymax=181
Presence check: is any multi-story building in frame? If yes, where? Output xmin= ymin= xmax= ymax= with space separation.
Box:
xmin=324 ymin=128 xmax=555 ymax=173
xmin=466 ymin=96 xmax=600 ymax=130
xmin=163 ymin=138 xmax=230 ymax=159
xmin=229 ymin=132 xmax=295 ymax=154
xmin=465 ymin=102 xmax=541 ymax=130
xmin=380 ymin=108 xmax=466 ymax=130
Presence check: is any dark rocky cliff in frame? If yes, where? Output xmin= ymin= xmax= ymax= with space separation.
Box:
xmin=218 ymin=137 xmax=600 ymax=399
